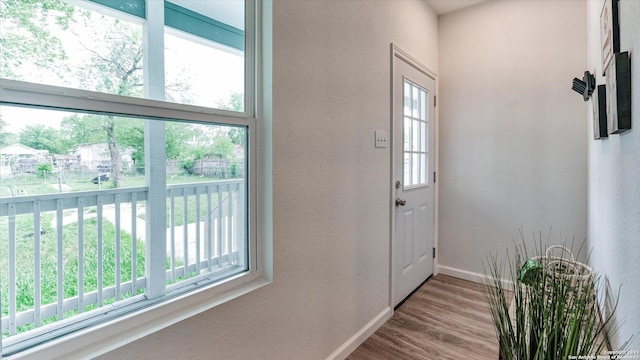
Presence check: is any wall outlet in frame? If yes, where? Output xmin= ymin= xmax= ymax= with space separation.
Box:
xmin=375 ymin=130 xmax=388 ymax=148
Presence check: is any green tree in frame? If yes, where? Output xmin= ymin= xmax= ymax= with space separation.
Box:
xmin=210 ymin=134 xmax=234 ymax=159
xmin=101 ymin=120 xmax=195 ymax=172
xmin=0 ymin=117 xmax=12 ymax=147
xmin=166 ymin=122 xmax=195 ymax=159
xmin=19 ymin=124 xmax=67 ymax=154
xmin=0 ymin=0 xmax=75 ymax=80
xmin=116 ymin=121 xmax=144 ymax=171
xmin=227 ymin=127 xmax=245 ymax=146
xmin=74 ymin=14 xmax=144 ymax=187
xmin=216 ymin=93 xmax=246 ymax=145
xmin=60 ymin=114 xmax=106 ymax=145
xmin=4 ymin=2 xmax=194 ymax=186
xmin=215 ymin=92 xmax=243 ymax=112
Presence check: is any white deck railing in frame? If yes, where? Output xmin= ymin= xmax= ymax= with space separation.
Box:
xmin=0 ymin=179 xmax=244 ymax=337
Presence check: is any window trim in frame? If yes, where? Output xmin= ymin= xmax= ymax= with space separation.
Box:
xmin=0 ymin=79 xmax=250 ymax=125
xmin=0 ymin=0 xmax=270 ymax=357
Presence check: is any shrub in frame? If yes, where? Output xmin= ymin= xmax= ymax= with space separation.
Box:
xmin=36 ymin=163 xmax=53 ymax=179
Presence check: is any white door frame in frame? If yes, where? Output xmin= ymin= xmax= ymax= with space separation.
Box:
xmin=389 ymin=44 xmax=439 ymax=309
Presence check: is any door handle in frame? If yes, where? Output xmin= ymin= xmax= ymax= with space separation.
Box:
xmin=395 ymin=197 xmax=406 ymax=207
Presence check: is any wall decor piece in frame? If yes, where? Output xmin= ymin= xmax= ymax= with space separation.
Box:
xmin=593 ymin=85 xmax=608 ymax=139
xmin=600 ymin=0 xmax=620 ymax=75
xmin=572 ymin=71 xmax=595 ymax=101
xmin=606 ymin=51 xmax=631 ymax=134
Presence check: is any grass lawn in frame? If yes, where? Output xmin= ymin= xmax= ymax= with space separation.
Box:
xmin=0 ymin=213 xmax=145 ymax=333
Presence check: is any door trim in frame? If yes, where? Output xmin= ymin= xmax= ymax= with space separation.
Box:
xmin=389 ymin=43 xmax=438 ymax=309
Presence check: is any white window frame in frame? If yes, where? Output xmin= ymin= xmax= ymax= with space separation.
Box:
xmin=0 ymin=0 xmax=271 ymax=358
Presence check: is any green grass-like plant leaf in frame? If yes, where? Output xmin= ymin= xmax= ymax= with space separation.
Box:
xmin=483 ymin=230 xmax=630 ymax=360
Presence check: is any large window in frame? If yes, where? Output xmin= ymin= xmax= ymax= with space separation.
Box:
xmin=0 ymin=0 xmax=259 ymax=357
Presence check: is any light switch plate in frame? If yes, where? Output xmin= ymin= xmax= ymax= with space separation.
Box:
xmin=375 ymin=130 xmax=388 ymax=148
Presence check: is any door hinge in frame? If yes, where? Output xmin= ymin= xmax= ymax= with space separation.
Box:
xmin=434 ymin=95 xmax=437 ymax=107
xmin=433 ymin=247 xmax=436 ymax=258
xmin=433 ymin=171 xmax=437 ymax=183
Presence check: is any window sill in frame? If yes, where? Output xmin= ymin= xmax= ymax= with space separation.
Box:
xmin=7 ymin=272 xmax=271 ymax=360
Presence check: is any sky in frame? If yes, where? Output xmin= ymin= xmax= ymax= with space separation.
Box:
xmin=1 ymin=107 xmax=67 ymax=134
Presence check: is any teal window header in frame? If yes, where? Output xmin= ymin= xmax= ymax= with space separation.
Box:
xmin=89 ymin=0 xmax=244 ymax=51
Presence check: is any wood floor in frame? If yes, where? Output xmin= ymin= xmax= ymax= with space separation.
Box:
xmin=347 ymin=275 xmax=500 ymax=360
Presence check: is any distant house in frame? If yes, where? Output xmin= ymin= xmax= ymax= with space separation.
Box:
xmin=52 ymin=154 xmax=81 ymax=171
xmin=74 ymin=143 xmax=134 ymax=171
xmin=0 ymin=144 xmax=50 ymax=177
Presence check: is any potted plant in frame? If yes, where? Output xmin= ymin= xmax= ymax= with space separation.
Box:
xmin=484 ymin=232 xmax=628 ymax=359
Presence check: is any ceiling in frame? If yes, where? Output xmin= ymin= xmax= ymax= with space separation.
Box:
xmin=169 ymin=0 xmax=484 ymax=28
xmin=425 ymin=0 xmax=487 ymax=15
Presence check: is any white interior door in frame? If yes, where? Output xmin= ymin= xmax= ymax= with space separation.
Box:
xmin=392 ymin=52 xmax=436 ymax=307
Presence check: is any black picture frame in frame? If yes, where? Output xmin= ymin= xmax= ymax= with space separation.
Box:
xmin=600 ymin=0 xmax=620 ymax=75
xmin=606 ymin=52 xmax=632 ymax=134
xmin=593 ymin=85 xmax=608 ymax=139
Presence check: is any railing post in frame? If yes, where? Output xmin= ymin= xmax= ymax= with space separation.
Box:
xmin=131 ymin=193 xmax=137 ymax=296
xmin=97 ymin=196 xmax=104 ymax=306
xmin=216 ymin=185 xmax=223 ymax=266
xmin=78 ymin=198 xmax=85 ymax=313
xmin=195 ymin=187 xmax=201 ymax=272
xmin=169 ymin=189 xmax=176 ymax=283
xmin=34 ymin=200 xmax=42 ymax=325
xmin=206 ymin=187 xmax=212 ymax=272
xmin=56 ymin=199 xmax=64 ymax=320
xmin=8 ymin=203 xmax=16 ymax=336
xmin=183 ymin=191 xmax=189 ymax=277
xmin=237 ymin=181 xmax=246 ymax=268
xmin=227 ymin=183 xmax=233 ymax=264
xmin=115 ymin=194 xmax=121 ymax=300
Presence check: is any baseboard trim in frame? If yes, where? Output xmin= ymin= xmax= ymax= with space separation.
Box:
xmin=325 ymin=306 xmax=393 ymax=360
xmin=437 ymin=265 xmax=513 ymax=290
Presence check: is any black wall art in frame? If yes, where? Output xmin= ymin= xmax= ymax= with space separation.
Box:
xmin=600 ymin=0 xmax=620 ymax=75
xmin=606 ymin=51 xmax=632 ymax=134
xmin=593 ymin=85 xmax=608 ymax=139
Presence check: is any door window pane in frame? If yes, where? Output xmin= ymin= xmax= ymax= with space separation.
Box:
xmin=412 ymin=153 xmax=420 ymax=185
xmin=412 ymin=85 xmax=420 ymax=119
xmin=420 ymin=90 xmax=427 ymax=121
xmin=404 ymin=82 xmax=411 ymax=116
xmin=402 ymin=80 xmax=429 ymax=188
xmin=412 ymin=120 xmax=420 ymax=152
xmin=404 ymin=117 xmax=411 ymax=152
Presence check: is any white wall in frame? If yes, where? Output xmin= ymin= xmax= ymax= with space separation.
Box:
xmin=437 ymin=1 xmax=588 ymax=278
xmin=587 ymin=0 xmax=640 ymax=350
xmin=97 ymin=1 xmax=438 ymax=359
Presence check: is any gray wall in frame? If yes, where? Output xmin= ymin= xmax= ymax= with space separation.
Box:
xmin=437 ymin=1 xmax=588 ymax=278
xmin=98 ymin=1 xmax=439 ymax=359
xmin=587 ymin=0 xmax=640 ymax=350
